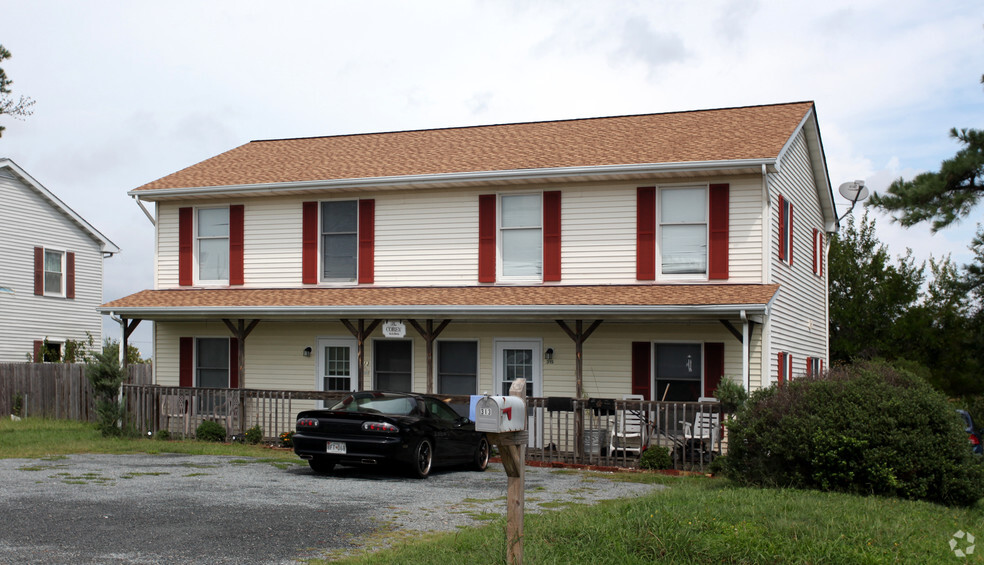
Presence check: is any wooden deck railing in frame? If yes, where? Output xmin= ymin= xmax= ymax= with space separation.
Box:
xmin=122 ymin=385 xmax=725 ymax=471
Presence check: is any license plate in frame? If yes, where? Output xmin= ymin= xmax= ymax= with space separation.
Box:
xmin=326 ymin=442 xmax=346 ymax=454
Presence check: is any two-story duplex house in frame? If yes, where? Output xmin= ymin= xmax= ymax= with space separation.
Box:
xmin=101 ymin=102 xmax=836 ymax=408
xmin=0 ymin=158 xmax=119 ymax=362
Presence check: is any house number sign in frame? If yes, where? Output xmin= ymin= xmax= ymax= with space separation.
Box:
xmin=381 ymin=320 xmax=406 ymax=338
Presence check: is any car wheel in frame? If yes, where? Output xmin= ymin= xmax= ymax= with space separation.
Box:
xmin=472 ymin=436 xmax=490 ymax=471
xmin=409 ymin=438 xmax=433 ymax=479
xmin=308 ymin=458 xmax=335 ymax=474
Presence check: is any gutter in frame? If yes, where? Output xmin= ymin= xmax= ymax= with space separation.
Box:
xmin=127 ymin=159 xmax=778 ymax=200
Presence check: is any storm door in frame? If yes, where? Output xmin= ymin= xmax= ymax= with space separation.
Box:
xmin=316 ymin=338 xmax=357 ymax=407
xmin=494 ymin=340 xmax=542 ymax=447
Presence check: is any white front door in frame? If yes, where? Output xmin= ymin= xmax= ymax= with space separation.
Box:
xmin=317 ymin=338 xmax=357 ymax=407
xmin=494 ymin=340 xmax=542 ymax=447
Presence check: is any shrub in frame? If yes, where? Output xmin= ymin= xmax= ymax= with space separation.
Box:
xmin=85 ymin=349 xmax=127 ymax=437
xmin=713 ymin=378 xmax=748 ymax=414
xmin=196 ymin=420 xmax=227 ymax=442
xmin=244 ymin=425 xmax=263 ymax=445
xmin=640 ymin=445 xmax=672 ymax=470
xmin=279 ymin=430 xmax=295 ymax=448
xmin=155 ymin=429 xmax=171 ymax=441
xmin=724 ymin=360 xmax=984 ymax=507
xmin=11 ymin=393 xmax=23 ymax=418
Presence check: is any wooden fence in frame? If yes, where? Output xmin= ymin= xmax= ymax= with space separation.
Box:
xmin=122 ymin=384 xmax=725 ymax=471
xmin=0 ymin=363 xmax=152 ymax=421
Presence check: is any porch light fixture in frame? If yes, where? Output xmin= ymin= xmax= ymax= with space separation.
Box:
xmin=303 ymin=347 xmax=312 ymax=357
xmin=545 ymin=348 xmax=554 ymax=363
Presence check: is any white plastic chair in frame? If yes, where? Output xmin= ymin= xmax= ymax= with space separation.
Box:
xmin=681 ymin=411 xmax=720 ymax=456
xmin=610 ymin=394 xmax=645 ymax=454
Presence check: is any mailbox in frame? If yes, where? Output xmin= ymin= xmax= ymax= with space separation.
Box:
xmin=475 ymin=395 xmax=526 ymax=433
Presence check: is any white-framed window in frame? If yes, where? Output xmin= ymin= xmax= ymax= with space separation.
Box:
xmin=778 ymin=195 xmax=793 ymax=265
xmin=437 ymin=340 xmax=479 ymax=395
xmin=812 ymin=228 xmax=824 ymax=276
xmin=499 ymin=193 xmax=542 ymax=280
xmin=196 ymin=337 xmax=230 ymax=388
xmin=806 ymin=356 xmax=823 ymax=377
xmin=321 ymin=200 xmax=358 ymax=282
xmin=659 ymin=186 xmax=707 ymax=277
xmin=778 ymin=351 xmax=793 ymax=384
xmin=43 ymin=249 xmax=65 ymax=296
xmin=197 ymin=208 xmax=230 ymax=282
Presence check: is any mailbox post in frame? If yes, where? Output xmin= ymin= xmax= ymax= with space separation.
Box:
xmin=475 ymin=379 xmax=528 ymax=565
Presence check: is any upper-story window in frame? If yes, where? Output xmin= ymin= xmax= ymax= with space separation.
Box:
xmin=500 ymin=194 xmax=542 ymax=280
xmin=659 ymin=186 xmax=707 ymax=277
xmin=197 ymin=208 xmax=230 ymax=282
xmin=778 ymin=195 xmax=793 ymax=265
xmin=321 ymin=200 xmax=358 ymax=282
xmin=44 ymin=249 xmax=65 ymax=295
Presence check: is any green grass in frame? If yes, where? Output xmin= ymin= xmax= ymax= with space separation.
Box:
xmin=4 ymin=419 xmax=983 ymax=563
xmin=0 ymin=417 xmax=299 ymax=461
xmin=323 ymin=476 xmax=984 ymax=564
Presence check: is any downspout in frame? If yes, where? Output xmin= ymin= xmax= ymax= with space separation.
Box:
xmin=740 ymin=310 xmax=750 ymax=392
xmin=132 ymin=195 xmax=156 ymax=226
xmin=761 ymin=164 xmax=770 ymax=284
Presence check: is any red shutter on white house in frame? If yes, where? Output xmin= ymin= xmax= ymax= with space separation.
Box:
xmin=812 ymin=228 xmax=818 ymax=275
xmin=703 ymin=342 xmax=725 ymax=397
xmin=66 ymin=252 xmax=76 ymax=299
xmin=34 ymin=247 xmax=43 ymax=295
xmin=777 ymin=352 xmax=786 ymax=385
xmin=358 ymin=199 xmax=375 ymax=284
xmin=302 ymin=202 xmax=318 ymax=284
xmin=806 ymin=356 xmax=813 ymax=377
xmin=708 ymin=184 xmax=729 ymax=280
xmin=179 ymin=337 xmax=194 ymax=387
xmin=543 ymin=191 xmax=562 ymax=282
xmin=778 ymin=196 xmax=786 ymax=262
xmin=631 ymin=342 xmax=651 ymax=399
xmin=636 ymin=187 xmax=656 ymax=281
xmin=178 ymin=207 xmax=193 ymax=286
xmin=478 ymin=194 xmax=496 ymax=283
xmin=230 ymin=205 xmax=245 ymax=285
xmin=33 ymin=340 xmax=43 ymax=362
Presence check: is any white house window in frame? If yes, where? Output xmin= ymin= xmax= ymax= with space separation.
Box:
xmin=197 ymin=208 xmax=229 ymax=281
xmin=196 ymin=338 xmax=230 ymax=388
xmin=43 ymin=249 xmax=64 ymax=295
xmin=655 ymin=343 xmax=702 ymax=402
xmin=437 ymin=341 xmax=478 ymax=395
xmin=321 ymin=200 xmax=358 ymax=281
xmin=324 ymin=345 xmax=352 ymax=392
xmin=779 ymin=195 xmax=793 ymax=265
xmin=500 ymin=194 xmax=542 ymax=279
xmin=659 ymin=187 xmax=707 ymax=276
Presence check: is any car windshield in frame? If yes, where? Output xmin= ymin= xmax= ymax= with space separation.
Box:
xmin=330 ymin=393 xmax=417 ymax=416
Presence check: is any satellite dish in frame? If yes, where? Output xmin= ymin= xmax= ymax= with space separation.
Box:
xmin=838 ymin=180 xmax=869 ymax=203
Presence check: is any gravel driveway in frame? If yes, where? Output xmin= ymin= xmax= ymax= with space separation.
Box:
xmin=0 ymin=453 xmax=662 ymax=564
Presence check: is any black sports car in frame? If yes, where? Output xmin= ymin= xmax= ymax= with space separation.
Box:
xmin=293 ymin=391 xmax=490 ymax=478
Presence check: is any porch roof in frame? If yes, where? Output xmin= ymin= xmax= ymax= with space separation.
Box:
xmin=100 ymin=284 xmax=780 ymax=321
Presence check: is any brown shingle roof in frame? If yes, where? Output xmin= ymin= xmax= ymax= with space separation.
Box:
xmin=134 ymin=102 xmax=814 ymax=191
xmin=100 ymin=284 xmax=780 ymax=316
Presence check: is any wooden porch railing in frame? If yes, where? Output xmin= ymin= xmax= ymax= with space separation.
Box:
xmin=122 ymin=385 xmax=725 ymax=471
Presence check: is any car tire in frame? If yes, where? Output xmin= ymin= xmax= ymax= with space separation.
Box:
xmin=471 ymin=436 xmax=490 ymax=471
xmin=308 ymin=458 xmax=336 ymax=474
xmin=408 ymin=438 xmax=433 ymax=479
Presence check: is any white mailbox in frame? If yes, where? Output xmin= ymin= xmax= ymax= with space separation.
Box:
xmin=475 ymin=395 xmax=526 ymax=433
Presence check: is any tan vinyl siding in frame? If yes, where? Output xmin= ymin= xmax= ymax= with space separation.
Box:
xmin=0 ymin=172 xmax=105 ymax=361
xmin=768 ymin=131 xmax=829 ymax=383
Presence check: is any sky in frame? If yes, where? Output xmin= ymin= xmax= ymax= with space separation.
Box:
xmin=1 ymin=0 xmax=982 ymax=357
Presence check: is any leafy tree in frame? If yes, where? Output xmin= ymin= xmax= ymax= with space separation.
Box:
xmin=0 ymin=44 xmax=35 ymax=137
xmin=828 ymin=211 xmax=924 ymax=363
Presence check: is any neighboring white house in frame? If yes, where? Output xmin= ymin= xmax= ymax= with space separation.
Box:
xmin=0 ymin=159 xmax=120 ymax=362
xmin=101 ymin=102 xmax=837 ymax=402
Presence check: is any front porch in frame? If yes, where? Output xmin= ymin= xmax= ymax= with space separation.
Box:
xmin=123 ymin=384 xmax=725 ymax=471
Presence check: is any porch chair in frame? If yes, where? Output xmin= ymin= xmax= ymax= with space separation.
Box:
xmin=161 ymin=394 xmax=191 ymax=437
xmin=609 ymin=394 xmax=646 ymax=455
xmin=681 ymin=411 xmax=720 ymax=461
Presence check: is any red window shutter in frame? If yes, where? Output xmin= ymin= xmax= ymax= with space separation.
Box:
xmin=708 ymin=184 xmax=729 ymax=280
xmin=478 ymin=194 xmax=496 ymax=283
xmin=777 ymin=352 xmax=786 ymax=385
xmin=631 ymin=342 xmax=652 ymax=399
xmin=806 ymin=356 xmax=813 ymax=377
xmin=34 ymin=247 xmax=43 ymax=295
xmin=777 ymin=196 xmax=786 ymax=262
xmin=543 ymin=191 xmax=562 ymax=282
xmin=358 ymin=199 xmax=375 ymax=284
xmin=229 ymin=338 xmax=240 ymax=388
xmin=178 ymin=207 xmax=193 ymax=286
xmin=66 ymin=252 xmax=76 ymax=298
xmin=820 ymin=359 xmax=824 ymax=373
xmin=33 ymin=340 xmax=43 ymax=362
xmin=703 ymin=342 xmax=725 ymax=398
xmin=302 ymin=201 xmax=318 ymax=284
xmin=229 ymin=205 xmax=244 ymax=285
xmin=636 ymin=187 xmax=656 ymax=281
xmin=179 ymin=337 xmax=194 ymax=387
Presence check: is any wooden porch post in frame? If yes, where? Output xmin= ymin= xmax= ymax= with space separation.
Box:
xmin=121 ymin=318 xmax=142 ymax=369
xmin=223 ymin=318 xmax=260 ymax=434
xmin=341 ymin=319 xmax=382 ymax=391
xmin=556 ymin=320 xmax=603 ymax=461
xmin=408 ymin=319 xmax=451 ymax=394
